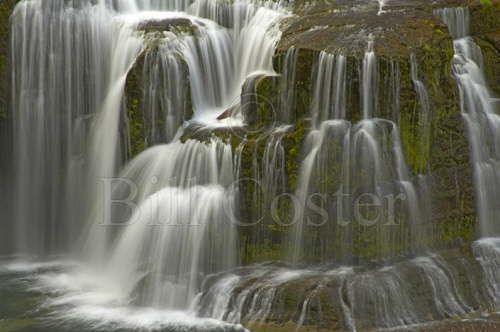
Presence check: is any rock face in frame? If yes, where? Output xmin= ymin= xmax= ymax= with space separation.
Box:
xmin=122 ymin=33 xmax=193 ymax=160
xmin=118 ymin=0 xmax=500 ymax=266
xmin=235 ymin=0 xmax=499 ymax=264
xmin=195 ymin=239 xmax=500 ymax=332
xmin=137 ymin=17 xmax=198 ymax=34
xmin=470 ymin=2 xmax=500 ymax=95
xmin=0 ymin=0 xmax=17 ymax=121
xmin=1 ymin=0 xmax=499 ymax=328
xmin=232 ymin=0 xmax=468 ymax=264
xmin=0 ymin=0 xmax=18 ymax=135
xmin=0 ymin=0 xmax=18 ymax=255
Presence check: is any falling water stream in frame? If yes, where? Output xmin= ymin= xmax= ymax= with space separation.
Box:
xmin=435 ymin=7 xmax=500 ymax=237
xmin=2 ymin=1 xmax=500 ymax=331
xmin=7 ymin=0 xmax=287 ymax=330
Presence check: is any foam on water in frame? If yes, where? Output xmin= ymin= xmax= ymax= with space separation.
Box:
xmin=0 ymin=259 xmax=247 ymax=331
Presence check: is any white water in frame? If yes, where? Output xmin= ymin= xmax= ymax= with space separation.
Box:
xmin=410 ymin=53 xmax=431 ymax=165
xmin=0 ymin=259 xmax=247 ymax=331
xmin=435 ymin=7 xmax=500 ymax=237
xmin=377 ymin=0 xmax=387 ymax=15
xmin=279 ymin=47 xmax=299 ymax=123
xmin=9 ymin=0 xmax=288 ymax=327
xmin=11 ymin=0 xmax=287 ymax=254
xmin=290 ymin=46 xmax=426 ymax=264
xmin=363 ymin=34 xmax=377 ymax=119
xmin=83 ymin=138 xmax=237 ymax=309
xmin=7 ymin=1 xmax=500 ymax=330
xmin=183 ymin=0 xmax=286 ymax=124
xmin=11 ymin=0 xmax=113 ymax=254
xmin=311 ymin=52 xmax=346 ymax=125
xmin=473 ymin=238 xmax=500 ymax=305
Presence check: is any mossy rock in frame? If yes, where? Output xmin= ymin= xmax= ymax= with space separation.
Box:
xmin=469 ymin=0 xmax=500 ymax=95
xmin=137 ymin=17 xmax=198 ymax=35
xmin=0 ymin=0 xmax=20 ymax=121
xmin=149 ymin=0 xmax=490 ymax=263
xmin=122 ymin=37 xmax=193 ymax=160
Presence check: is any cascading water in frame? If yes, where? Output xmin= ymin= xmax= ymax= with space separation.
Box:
xmin=362 ymin=34 xmax=377 ymax=119
xmin=86 ymin=0 xmax=287 ymax=314
xmin=410 ymin=53 xmax=431 ymax=163
xmin=138 ymin=42 xmax=189 ymax=145
xmin=435 ymin=7 xmax=500 ymax=238
xmin=279 ymin=47 xmax=299 ymax=123
xmin=289 ymin=41 xmax=427 ymax=264
xmin=11 ymin=0 xmax=286 ymax=253
xmin=434 ymin=5 xmax=500 ymax=310
xmin=86 ymin=139 xmax=236 ymax=310
xmin=7 ymin=0 xmax=288 ymax=327
xmin=4 ymin=0 xmax=500 ymax=331
xmin=11 ymin=0 xmax=115 ymax=255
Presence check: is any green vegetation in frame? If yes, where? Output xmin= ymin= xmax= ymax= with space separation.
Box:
xmin=480 ymin=0 xmax=493 ymax=8
xmin=0 ymin=0 xmax=19 ymax=120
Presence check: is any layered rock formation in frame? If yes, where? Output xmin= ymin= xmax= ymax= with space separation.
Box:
xmin=116 ymin=0 xmax=500 ymax=265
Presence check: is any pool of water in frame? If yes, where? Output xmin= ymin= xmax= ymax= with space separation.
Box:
xmin=0 ymin=258 xmax=245 ymax=332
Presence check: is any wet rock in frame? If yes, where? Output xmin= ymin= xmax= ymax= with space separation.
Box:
xmin=0 ymin=0 xmax=19 ymax=121
xmin=195 ymin=243 xmax=500 ymax=332
xmin=122 ymin=42 xmax=192 ymax=160
xmin=217 ymin=104 xmax=240 ymax=120
xmin=137 ymin=17 xmax=198 ymax=35
xmin=278 ymin=0 xmax=456 ymax=56
xmin=469 ymin=1 xmax=500 ymax=94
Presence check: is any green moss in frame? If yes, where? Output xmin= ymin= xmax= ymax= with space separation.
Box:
xmin=480 ymin=0 xmax=493 ymax=8
xmin=124 ymin=52 xmax=147 ymax=159
xmin=182 ymin=0 xmax=491 ymax=263
xmin=470 ymin=0 xmax=500 ymax=36
xmin=0 ymin=319 xmax=34 ymax=332
xmin=243 ymin=241 xmax=285 ymax=263
xmin=123 ymin=39 xmax=192 ymax=160
xmin=137 ymin=18 xmax=198 ymax=35
xmin=474 ymin=37 xmax=500 ymax=96
xmin=283 ymin=120 xmax=307 ymax=191
xmin=0 ymin=0 xmax=19 ymax=121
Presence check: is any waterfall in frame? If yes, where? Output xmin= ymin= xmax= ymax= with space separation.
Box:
xmin=279 ymin=47 xmax=299 ymax=123
xmin=197 ymin=249 xmax=488 ymax=330
xmin=98 ymin=140 xmax=237 ymax=309
xmin=377 ymin=0 xmax=387 ymax=15
xmin=362 ymin=34 xmax=377 ymax=119
xmin=435 ymin=7 xmax=500 ymax=237
xmin=6 ymin=0 xmax=500 ymax=330
xmin=11 ymin=0 xmax=119 ymax=254
xmin=410 ymin=54 xmax=431 ymax=166
xmin=311 ymin=52 xmax=346 ymax=126
xmin=9 ymin=0 xmax=288 ymax=317
xmin=139 ymin=42 xmax=188 ymax=145
xmin=185 ymin=0 xmax=285 ymax=124
xmin=290 ymin=46 xmax=426 ymax=264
